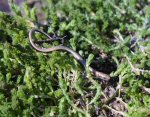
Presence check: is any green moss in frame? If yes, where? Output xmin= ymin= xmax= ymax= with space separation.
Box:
xmin=0 ymin=0 xmax=150 ymax=116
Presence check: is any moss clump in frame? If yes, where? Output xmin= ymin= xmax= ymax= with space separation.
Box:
xmin=0 ymin=0 xmax=150 ymax=116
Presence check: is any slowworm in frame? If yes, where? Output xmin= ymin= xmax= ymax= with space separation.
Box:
xmin=29 ymin=28 xmax=110 ymax=80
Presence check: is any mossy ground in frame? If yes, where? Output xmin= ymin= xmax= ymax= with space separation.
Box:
xmin=0 ymin=0 xmax=150 ymax=116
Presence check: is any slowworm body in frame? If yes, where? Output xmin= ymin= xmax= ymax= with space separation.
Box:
xmin=29 ymin=28 xmax=110 ymax=80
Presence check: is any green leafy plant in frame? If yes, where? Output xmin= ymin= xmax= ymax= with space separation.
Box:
xmin=0 ymin=0 xmax=150 ymax=116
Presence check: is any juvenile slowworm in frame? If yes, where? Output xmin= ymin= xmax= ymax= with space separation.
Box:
xmin=29 ymin=28 xmax=110 ymax=80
